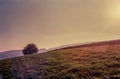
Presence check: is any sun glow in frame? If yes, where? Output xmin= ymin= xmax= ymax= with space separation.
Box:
xmin=107 ymin=1 xmax=120 ymax=21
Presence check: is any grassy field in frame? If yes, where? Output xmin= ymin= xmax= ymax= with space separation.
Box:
xmin=1 ymin=40 xmax=120 ymax=79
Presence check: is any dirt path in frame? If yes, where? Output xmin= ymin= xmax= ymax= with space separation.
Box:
xmin=10 ymin=56 xmax=49 ymax=79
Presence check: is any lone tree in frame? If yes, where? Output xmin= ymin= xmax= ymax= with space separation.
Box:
xmin=23 ymin=43 xmax=39 ymax=55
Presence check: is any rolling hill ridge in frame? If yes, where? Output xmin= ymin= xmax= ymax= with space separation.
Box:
xmin=1 ymin=39 xmax=120 ymax=79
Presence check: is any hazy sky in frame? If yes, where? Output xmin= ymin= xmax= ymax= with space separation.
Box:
xmin=1 ymin=0 xmax=120 ymax=52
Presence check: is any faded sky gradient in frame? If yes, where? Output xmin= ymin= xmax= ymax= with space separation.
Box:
xmin=0 ymin=0 xmax=120 ymax=52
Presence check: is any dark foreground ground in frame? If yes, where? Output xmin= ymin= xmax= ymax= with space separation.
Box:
xmin=1 ymin=40 xmax=120 ymax=79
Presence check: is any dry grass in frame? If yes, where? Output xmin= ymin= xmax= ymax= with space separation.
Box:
xmin=1 ymin=40 xmax=120 ymax=79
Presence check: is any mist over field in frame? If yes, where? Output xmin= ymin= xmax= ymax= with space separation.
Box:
xmin=1 ymin=0 xmax=120 ymax=79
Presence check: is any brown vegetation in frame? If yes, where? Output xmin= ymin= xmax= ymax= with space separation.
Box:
xmin=1 ymin=40 xmax=120 ymax=79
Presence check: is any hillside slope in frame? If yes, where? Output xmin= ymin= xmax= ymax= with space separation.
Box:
xmin=0 ymin=50 xmax=23 ymax=60
xmin=0 ymin=49 xmax=48 ymax=60
xmin=1 ymin=40 xmax=120 ymax=79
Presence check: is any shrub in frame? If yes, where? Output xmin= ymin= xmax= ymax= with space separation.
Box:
xmin=23 ymin=43 xmax=39 ymax=55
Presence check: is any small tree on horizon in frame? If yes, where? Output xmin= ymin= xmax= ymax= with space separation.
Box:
xmin=23 ymin=43 xmax=39 ymax=55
